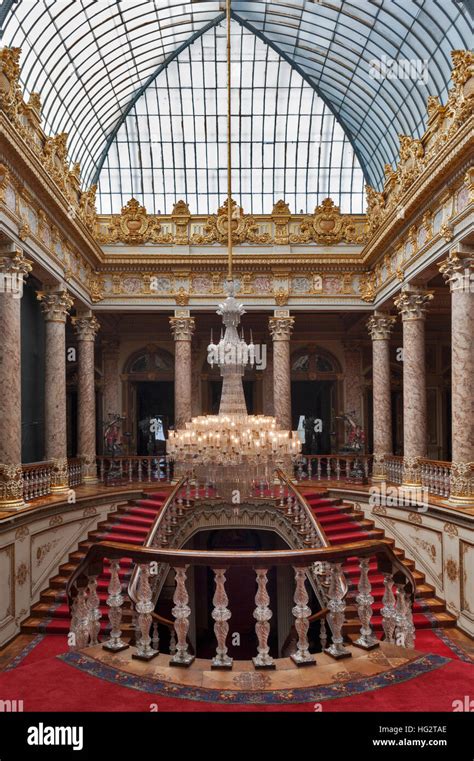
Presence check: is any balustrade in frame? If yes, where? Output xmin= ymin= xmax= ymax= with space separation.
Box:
xmin=96 ymin=456 xmax=173 ymax=485
xmin=22 ymin=461 xmax=54 ymax=501
xmin=67 ymin=538 xmax=416 ymax=670
xmin=295 ymin=455 xmax=372 ymax=483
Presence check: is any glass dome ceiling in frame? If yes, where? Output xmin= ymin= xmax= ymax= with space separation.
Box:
xmin=98 ymin=19 xmax=365 ymax=215
xmin=0 ymin=0 xmax=470 ymax=210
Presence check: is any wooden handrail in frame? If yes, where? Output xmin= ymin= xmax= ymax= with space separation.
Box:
xmin=67 ymin=537 xmax=415 ymax=603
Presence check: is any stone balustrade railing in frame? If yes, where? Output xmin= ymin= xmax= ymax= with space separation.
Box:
xmin=295 ymin=454 xmax=372 ymax=482
xmin=96 ymin=455 xmax=173 ymax=484
xmin=420 ymin=459 xmax=452 ymax=499
xmin=384 ymin=456 xmax=404 ymax=485
xmin=22 ymin=461 xmax=54 ymax=501
xmin=67 ymin=538 xmax=416 ymax=668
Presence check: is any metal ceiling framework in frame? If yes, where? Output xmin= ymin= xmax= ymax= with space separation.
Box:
xmin=0 ymin=1 xmax=470 ymax=211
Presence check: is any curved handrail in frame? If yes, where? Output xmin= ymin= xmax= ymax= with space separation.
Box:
xmin=67 ymin=537 xmax=416 ymax=604
xmin=277 ymin=469 xmax=329 ymax=547
xmin=127 ymin=476 xmax=187 ymax=603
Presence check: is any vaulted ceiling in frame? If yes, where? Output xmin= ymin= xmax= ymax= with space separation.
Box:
xmin=0 ymin=1 xmax=470 ymax=196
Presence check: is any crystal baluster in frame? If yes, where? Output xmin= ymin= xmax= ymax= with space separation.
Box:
xmin=291 ymin=567 xmax=315 ymax=666
xmin=87 ymin=574 xmax=101 ymax=646
xmin=381 ymin=572 xmax=397 ymax=644
xmin=317 ymin=458 xmax=322 ymax=480
xmin=319 ymin=617 xmax=327 ymax=652
xmin=103 ymin=559 xmax=129 ymax=652
xmin=152 ymin=621 xmax=160 ymax=653
xmin=170 ymin=566 xmax=194 ymax=666
xmin=335 ymin=458 xmax=341 ymax=481
xmin=211 ymin=568 xmax=232 ymax=669
xmin=353 ymin=558 xmax=378 ymax=650
xmin=308 ymin=458 xmax=313 ymax=480
xmin=133 ymin=563 xmax=159 ymax=661
xmin=325 ymin=563 xmax=351 ymax=659
xmin=72 ymin=584 xmax=90 ymax=649
xmin=252 ymin=568 xmax=274 ymax=669
xmin=404 ymin=590 xmax=416 ymax=649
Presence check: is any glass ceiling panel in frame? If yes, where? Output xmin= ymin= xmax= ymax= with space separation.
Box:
xmin=0 ymin=0 xmax=469 ymax=192
xmin=97 ymin=20 xmax=365 ymax=216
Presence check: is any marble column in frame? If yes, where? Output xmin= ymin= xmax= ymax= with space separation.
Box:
xmin=169 ymin=314 xmax=195 ymax=429
xmin=72 ymin=312 xmax=100 ymax=483
xmin=439 ymin=248 xmax=474 ymax=505
xmin=102 ymin=338 xmax=121 ymax=421
xmin=0 ymin=248 xmax=32 ymax=509
xmin=37 ymin=287 xmax=74 ymax=493
xmin=394 ymin=286 xmax=433 ymax=486
xmin=268 ymin=313 xmax=294 ymax=430
xmin=367 ymin=312 xmax=396 ymax=480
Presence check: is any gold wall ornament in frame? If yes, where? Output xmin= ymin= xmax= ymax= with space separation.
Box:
xmin=445 ymin=558 xmax=459 ymax=583
xmin=364 ymin=184 xmax=386 ymax=234
xmin=359 ymin=271 xmax=376 ymax=302
xmin=88 ymin=270 xmax=105 ymax=302
xmin=274 ymin=289 xmax=289 ymax=306
xmin=289 ymin=197 xmax=366 ymax=245
xmin=271 ymin=199 xmax=291 ymax=244
xmin=0 ymin=163 xmax=11 ymax=203
xmin=190 ymin=197 xmax=271 ymax=245
xmin=0 ymin=47 xmax=22 ymax=121
xmin=174 ymin=287 xmax=190 ymax=306
xmin=97 ymin=197 xmax=173 ymax=244
xmin=171 ymin=200 xmax=190 ymax=244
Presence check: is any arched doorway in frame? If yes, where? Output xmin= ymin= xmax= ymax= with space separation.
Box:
xmin=122 ymin=345 xmax=174 ymax=454
xmin=291 ymin=346 xmax=343 ymax=453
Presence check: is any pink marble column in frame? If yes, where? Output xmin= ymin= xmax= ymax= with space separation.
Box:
xmin=394 ymin=286 xmax=433 ymax=486
xmin=269 ymin=313 xmax=294 ymax=430
xmin=0 ymin=248 xmax=32 ymax=509
xmin=37 ymin=287 xmax=74 ymax=493
xmin=72 ymin=312 xmax=100 ymax=483
xmin=102 ymin=338 xmax=121 ymax=420
xmin=367 ymin=312 xmax=396 ymax=480
xmin=169 ymin=314 xmax=195 ymax=429
xmin=439 ymin=248 xmax=474 ymax=504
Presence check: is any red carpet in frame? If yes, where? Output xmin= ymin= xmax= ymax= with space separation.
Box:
xmin=303 ymin=492 xmax=431 ymax=630
xmin=0 ymin=639 xmax=472 ymax=712
xmin=39 ymin=491 xmax=168 ymax=634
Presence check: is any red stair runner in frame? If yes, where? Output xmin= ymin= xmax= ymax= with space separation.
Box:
xmin=33 ymin=491 xmax=168 ymax=635
xmin=304 ymin=492 xmax=432 ymax=632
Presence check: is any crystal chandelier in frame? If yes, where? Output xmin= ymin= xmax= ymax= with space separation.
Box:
xmin=166 ymin=0 xmax=301 ymax=500
xmin=167 ymin=283 xmax=301 ymax=500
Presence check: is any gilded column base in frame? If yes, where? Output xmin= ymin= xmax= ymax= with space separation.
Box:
xmin=0 ymin=463 xmax=25 ymax=510
xmin=401 ymin=456 xmax=422 ymax=488
xmin=50 ymin=457 xmax=69 ymax=494
xmin=447 ymin=462 xmax=474 ymax=507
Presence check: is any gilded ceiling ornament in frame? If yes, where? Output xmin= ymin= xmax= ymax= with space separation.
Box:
xmin=190 ymin=198 xmax=271 ymax=245
xmin=171 ymin=200 xmax=191 ymax=244
xmin=97 ymin=198 xmax=173 ymax=244
xmin=174 ymin=287 xmax=190 ymax=306
xmin=289 ymin=197 xmax=366 ymax=245
xmin=274 ymin=289 xmax=289 ymax=306
xmin=359 ymin=271 xmax=376 ymax=302
xmin=0 ymin=47 xmax=22 ymax=121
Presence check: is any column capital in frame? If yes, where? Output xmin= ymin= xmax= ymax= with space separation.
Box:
xmin=268 ymin=315 xmax=294 ymax=340
xmin=169 ymin=315 xmax=195 ymax=340
xmin=72 ymin=313 xmax=100 ymax=341
xmin=367 ymin=311 xmax=397 ymax=340
xmin=0 ymin=247 xmax=33 ymax=278
xmin=438 ymin=247 xmax=474 ymax=293
xmin=394 ymin=286 xmax=433 ymax=321
xmin=37 ymin=288 xmax=73 ymax=322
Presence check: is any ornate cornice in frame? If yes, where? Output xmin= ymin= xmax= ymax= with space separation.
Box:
xmin=367 ymin=312 xmax=397 ymax=340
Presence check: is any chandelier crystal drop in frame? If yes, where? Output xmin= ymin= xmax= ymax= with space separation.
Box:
xmin=167 ymin=281 xmax=301 ymax=501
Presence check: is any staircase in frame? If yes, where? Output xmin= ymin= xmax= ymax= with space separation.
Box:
xmin=302 ymin=491 xmax=457 ymax=633
xmin=21 ymin=490 xmax=171 ymax=635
